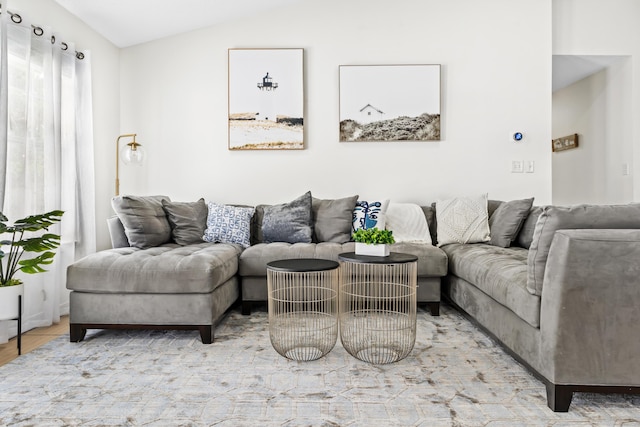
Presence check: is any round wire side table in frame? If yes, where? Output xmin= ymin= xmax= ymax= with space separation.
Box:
xmin=338 ymin=252 xmax=418 ymax=364
xmin=267 ymin=258 xmax=340 ymax=361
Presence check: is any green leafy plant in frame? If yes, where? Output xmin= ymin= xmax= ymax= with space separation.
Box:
xmin=0 ymin=210 xmax=64 ymax=287
xmin=352 ymin=227 xmax=395 ymax=245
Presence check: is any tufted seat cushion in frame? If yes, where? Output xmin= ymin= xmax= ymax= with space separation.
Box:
xmin=441 ymin=242 xmax=540 ymax=327
xmin=239 ymin=241 xmax=448 ymax=278
xmin=67 ymin=242 xmax=243 ymax=294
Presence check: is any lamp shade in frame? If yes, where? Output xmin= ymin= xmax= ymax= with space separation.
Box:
xmin=120 ymin=142 xmax=145 ymax=165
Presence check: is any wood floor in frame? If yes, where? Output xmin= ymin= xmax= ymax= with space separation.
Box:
xmin=0 ymin=316 xmax=69 ymax=367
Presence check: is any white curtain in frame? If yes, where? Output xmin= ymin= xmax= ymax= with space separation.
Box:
xmin=0 ymin=2 xmax=96 ymax=343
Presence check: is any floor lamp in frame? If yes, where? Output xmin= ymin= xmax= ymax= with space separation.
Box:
xmin=115 ymin=133 xmax=145 ymax=196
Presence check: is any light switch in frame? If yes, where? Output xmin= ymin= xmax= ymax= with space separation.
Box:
xmin=525 ymin=161 xmax=535 ymax=173
xmin=511 ymin=160 xmax=524 ymax=173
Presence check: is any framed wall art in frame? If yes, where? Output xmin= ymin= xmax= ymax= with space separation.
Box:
xmin=339 ymin=64 xmax=441 ymax=142
xmin=228 ymin=48 xmax=304 ymax=150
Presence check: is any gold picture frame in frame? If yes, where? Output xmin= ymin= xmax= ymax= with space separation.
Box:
xmin=339 ymin=64 xmax=441 ymax=142
xmin=228 ymin=48 xmax=304 ymax=150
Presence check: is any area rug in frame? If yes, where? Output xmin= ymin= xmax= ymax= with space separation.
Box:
xmin=1 ymin=305 xmax=639 ymax=426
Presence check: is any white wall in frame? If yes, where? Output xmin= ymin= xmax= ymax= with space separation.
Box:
xmin=553 ymin=0 xmax=640 ymax=202
xmin=119 ymin=0 xmax=553 ymax=237
xmin=552 ymin=58 xmax=633 ymax=205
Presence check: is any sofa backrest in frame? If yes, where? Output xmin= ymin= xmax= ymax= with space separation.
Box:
xmin=107 ymin=216 xmax=129 ymax=248
xmin=515 ymin=206 xmax=542 ymax=249
xmin=527 ymin=203 xmax=640 ymax=296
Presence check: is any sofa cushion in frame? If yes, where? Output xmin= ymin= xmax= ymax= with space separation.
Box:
xmin=312 ymin=195 xmax=359 ymax=243
xmin=239 ymin=242 xmax=352 ymax=276
xmin=386 ymin=203 xmax=432 ymax=244
xmin=203 ymin=202 xmax=255 ymax=248
xmin=436 ymin=194 xmax=490 ymax=246
xmin=421 ymin=205 xmax=437 ymax=245
xmin=262 ymin=192 xmax=313 ymax=243
xmin=488 ymin=198 xmax=534 ymax=248
xmin=515 ymin=206 xmax=542 ymax=249
xmin=111 ymin=195 xmax=172 ymax=249
xmin=162 ymin=198 xmax=208 ymax=245
xmin=67 ymin=242 xmax=242 ymax=294
xmin=239 ymin=241 xmax=448 ymax=278
xmin=527 ymin=203 xmax=640 ymax=296
xmin=391 ymin=242 xmax=448 ymax=277
xmin=352 ymin=199 xmax=389 ymax=232
xmin=442 ymin=243 xmax=540 ymax=327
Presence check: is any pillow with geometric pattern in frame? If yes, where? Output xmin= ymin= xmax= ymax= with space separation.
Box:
xmin=203 ymin=202 xmax=255 ymax=248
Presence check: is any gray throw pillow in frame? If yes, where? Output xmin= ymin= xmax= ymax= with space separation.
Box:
xmin=111 ymin=195 xmax=172 ymax=249
xmin=262 ymin=192 xmax=313 ymax=243
xmin=488 ymin=198 xmax=534 ymax=247
xmin=162 ymin=198 xmax=207 ymax=245
xmin=515 ymin=206 xmax=542 ymax=249
xmin=312 ymin=195 xmax=358 ymax=243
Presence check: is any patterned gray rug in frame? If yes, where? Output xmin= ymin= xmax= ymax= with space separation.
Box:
xmin=1 ymin=304 xmax=639 ymax=426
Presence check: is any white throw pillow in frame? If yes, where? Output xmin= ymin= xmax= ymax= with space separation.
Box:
xmin=436 ymin=194 xmax=490 ymax=246
xmin=385 ymin=203 xmax=432 ymax=244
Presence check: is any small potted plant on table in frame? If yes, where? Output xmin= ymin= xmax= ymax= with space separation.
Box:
xmin=352 ymin=227 xmax=395 ymax=257
xmin=0 ymin=210 xmax=64 ymax=321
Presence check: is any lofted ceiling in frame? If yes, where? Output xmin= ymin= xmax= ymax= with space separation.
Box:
xmin=53 ymin=0 xmax=310 ymax=48
xmin=53 ymin=1 xmax=622 ymax=91
xmin=552 ymin=55 xmax=625 ymax=92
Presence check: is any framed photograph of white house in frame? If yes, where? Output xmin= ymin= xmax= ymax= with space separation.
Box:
xmin=228 ymin=48 xmax=304 ymax=150
xmin=339 ymin=64 xmax=441 ymax=142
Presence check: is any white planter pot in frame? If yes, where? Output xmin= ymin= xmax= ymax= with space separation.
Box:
xmin=0 ymin=284 xmax=24 ymax=321
xmin=355 ymin=242 xmax=390 ymax=257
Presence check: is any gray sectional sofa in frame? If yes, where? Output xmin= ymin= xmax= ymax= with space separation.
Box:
xmin=66 ymin=193 xmax=640 ymax=412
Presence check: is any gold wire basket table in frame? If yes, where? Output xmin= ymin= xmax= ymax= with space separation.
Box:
xmin=267 ymin=258 xmax=340 ymax=361
xmin=338 ymin=252 xmax=418 ymax=364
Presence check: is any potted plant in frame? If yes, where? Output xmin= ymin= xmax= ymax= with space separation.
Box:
xmin=352 ymin=227 xmax=395 ymax=257
xmin=0 ymin=210 xmax=64 ymax=321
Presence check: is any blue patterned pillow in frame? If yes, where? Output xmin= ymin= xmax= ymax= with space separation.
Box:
xmin=352 ymin=199 xmax=390 ymax=232
xmin=203 ymin=202 xmax=255 ymax=248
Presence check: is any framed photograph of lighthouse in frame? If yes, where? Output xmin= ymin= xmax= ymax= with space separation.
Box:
xmin=339 ymin=64 xmax=441 ymax=142
xmin=228 ymin=48 xmax=304 ymax=150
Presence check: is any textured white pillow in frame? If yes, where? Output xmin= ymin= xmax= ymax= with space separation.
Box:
xmin=436 ymin=194 xmax=490 ymax=246
xmin=385 ymin=203 xmax=432 ymax=244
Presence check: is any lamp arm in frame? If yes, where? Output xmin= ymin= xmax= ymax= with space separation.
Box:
xmin=116 ymin=133 xmax=137 ymax=196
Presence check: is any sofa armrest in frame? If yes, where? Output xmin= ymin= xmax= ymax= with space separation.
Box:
xmin=539 ymin=229 xmax=640 ymax=385
xmin=107 ymin=216 xmax=129 ymax=248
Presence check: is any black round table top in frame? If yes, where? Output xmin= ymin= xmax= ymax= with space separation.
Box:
xmin=266 ymin=258 xmax=340 ymax=272
xmin=338 ymin=252 xmax=418 ymax=264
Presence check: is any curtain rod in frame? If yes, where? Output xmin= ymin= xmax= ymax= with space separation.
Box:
xmin=0 ymin=4 xmax=85 ymax=60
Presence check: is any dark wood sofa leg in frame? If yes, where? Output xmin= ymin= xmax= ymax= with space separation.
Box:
xmin=199 ymin=325 xmax=214 ymax=344
xmin=241 ymin=301 xmax=252 ymax=315
xmin=69 ymin=324 xmax=87 ymax=342
xmin=546 ymin=383 xmax=573 ymax=412
xmin=426 ymin=302 xmax=440 ymax=316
